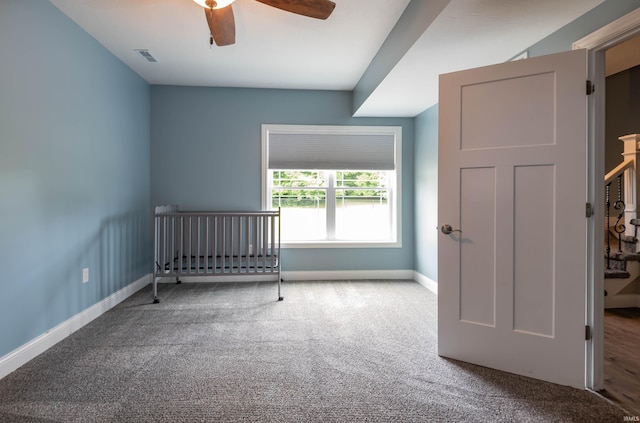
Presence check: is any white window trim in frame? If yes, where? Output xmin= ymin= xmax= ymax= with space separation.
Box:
xmin=262 ymin=124 xmax=402 ymax=249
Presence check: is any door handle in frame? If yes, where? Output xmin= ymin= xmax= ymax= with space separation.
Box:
xmin=440 ymin=224 xmax=462 ymax=235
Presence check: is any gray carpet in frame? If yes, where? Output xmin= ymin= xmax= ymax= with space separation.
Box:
xmin=0 ymin=280 xmax=628 ymax=422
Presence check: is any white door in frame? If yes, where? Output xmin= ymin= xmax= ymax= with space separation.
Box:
xmin=438 ymin=49 xmax=588 ymax=388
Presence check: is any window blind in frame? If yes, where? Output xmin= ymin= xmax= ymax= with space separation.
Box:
xmin=267 ymin=132 xmax=396 ymax=170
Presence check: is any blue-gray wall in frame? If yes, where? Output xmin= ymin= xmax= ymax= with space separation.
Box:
xmin=414 ymin=105 xmax=438 ymax=281
xmin=0 ymin=0 xmax=151 ymax=358
xmin=151 ymin=86 xmax=414 ymax=271
xmin=412 ymin=0 xmax=640 ymax=283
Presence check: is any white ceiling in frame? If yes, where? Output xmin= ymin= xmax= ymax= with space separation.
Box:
xmin=49 ymin=0 xmax=607 ymax=117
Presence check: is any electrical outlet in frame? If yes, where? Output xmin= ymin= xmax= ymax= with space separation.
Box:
xmin=82 ymin=268 xmax=89 ymax=283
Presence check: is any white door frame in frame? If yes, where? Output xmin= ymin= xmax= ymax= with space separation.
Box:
xmin=574 ymin=7 xmax=640 ymax=391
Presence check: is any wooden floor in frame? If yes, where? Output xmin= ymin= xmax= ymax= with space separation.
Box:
xmin=603 ymin=307 xmax=640 ymax=416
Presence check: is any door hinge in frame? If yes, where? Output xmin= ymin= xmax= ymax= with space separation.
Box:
xmin=586 ymin=202 xmax=593 ymax=218
xmin=585 ymin=325 xmax=592 ymax=341
xmin=586 ymin=80 xmax=595 ymax=95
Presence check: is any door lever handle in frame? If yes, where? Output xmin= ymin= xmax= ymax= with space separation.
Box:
xmin=440 ymin=224 xmax=462 ymax=235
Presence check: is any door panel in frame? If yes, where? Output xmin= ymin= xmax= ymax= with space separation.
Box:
xmin=513 ymin=165 xmax=555 ymax=337
xmin=438 ymin=49 xmax=587 ymax=388
xmin=460 ymin=167 xmax=496 ymax=327
xmin=460 ymin=72 xmax=556 ymax=150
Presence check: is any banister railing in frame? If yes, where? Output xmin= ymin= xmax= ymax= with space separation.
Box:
xmin=605 ymin=174 xmax=626 ymax=269
xmin=605 ymin=134 xmax=640 ymax=270
xmin=605 ymin=159 xmax=633 ymax=186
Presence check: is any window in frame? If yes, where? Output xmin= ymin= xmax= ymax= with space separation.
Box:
xmin=262 ymin=125 xmax=401 ymax=248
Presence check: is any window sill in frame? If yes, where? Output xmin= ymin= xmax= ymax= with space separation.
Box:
xmin=281 ymin=240 xmax=402 ymax=249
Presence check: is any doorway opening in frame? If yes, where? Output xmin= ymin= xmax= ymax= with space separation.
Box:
xmin=574 ymin=7 xmax=640 ymax=413
xmin=601 ymin=34 xmax=640 ymax=416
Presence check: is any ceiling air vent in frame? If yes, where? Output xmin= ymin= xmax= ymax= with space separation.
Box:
xmin=135 ymin=49 xmax=157 ymax=63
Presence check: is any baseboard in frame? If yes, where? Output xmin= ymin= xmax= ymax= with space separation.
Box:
xmin=604 ymin=293 xmax=640 ymax=309
xmin=0 ymin=273 xmax=151 ymax=380
xmin=413 ymin=271 xmax=438 ymax=295
xmin=282 ymin=269 xmax=414 ymax=281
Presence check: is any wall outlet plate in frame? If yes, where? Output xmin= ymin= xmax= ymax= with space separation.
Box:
xmin=82 ymin=268 xmax=89 ymax=283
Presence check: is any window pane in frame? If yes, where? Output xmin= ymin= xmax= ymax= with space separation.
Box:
xmin=336 ymin=171 xmax=387 ymax=188
xmin=335 ymin=189 xmax=390 ymax=240
xmin=272 ymin=188 xmax=327 ymax=241
xmin=273 ymin=170 xmax=325 ymax=188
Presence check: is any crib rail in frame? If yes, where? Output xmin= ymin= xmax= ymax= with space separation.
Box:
xmin=152 ymin=206 xmax=281 ymax=303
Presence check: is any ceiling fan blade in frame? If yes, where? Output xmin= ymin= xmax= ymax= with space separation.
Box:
xmin=255 ymin=0 xmax=336 ymax=20
xmin=205 ymin=5 xmax=236 ymax=46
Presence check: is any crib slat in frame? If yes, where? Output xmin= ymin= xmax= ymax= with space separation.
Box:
xmin=177 ymin=217 xmax=180 ymax=273
xmin=188 ymin=217 xmax=192 ymax=274
xmin=241 ymin=216 xmax=245 ymax=272
xmin=184 ymin=217 xmax=188 ymax=275
xmin=227 ymin=216 xmax=231 ymax=274
xmin=263 ymin=216 xmax=268 ymax=273
xmin=222 ymin=216 xmax=227 ymax=274
xmin=205 ymin=216 xmax=209 ymax=274
xmin=270 ymin=214 xmax=275 ymax=272
xmin=213 ymin=216 xmax=218 ymax=274
xmin=163 ymin=216 xmax=168 ymax=273
xmin=238 ymin=216 xmax=242 ymax=273
xmin=171 ymin=216 xmax=176 ymax=273
xmin=277 ymin=208 xmax=281 ymax=298
xmin=157 ymin=215 xmax=163 ymax=273
xmin=236 ymin=215 xmax=241 ymax=274
xmin=252 ymin=216 xmax=258 ymax=274
xmin=196 ymin=217 xmax=200 ymax=274
xmin=243 ymin=216 xmax=248 ymax=274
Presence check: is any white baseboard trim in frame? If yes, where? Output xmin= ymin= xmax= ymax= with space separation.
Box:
xmin=413 ymin=271 xmax=438 ymax=295
xmin=604 ymin=293 xmax=640 ymax=309
xmin=0 ymin=273 xmax=151 ymax=380
xmin=281 ymin=269 xmax=414 ymax=281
